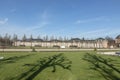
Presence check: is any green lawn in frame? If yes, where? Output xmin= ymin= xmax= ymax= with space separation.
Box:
xmin=0 ymin=51 xmax=120 ymax=80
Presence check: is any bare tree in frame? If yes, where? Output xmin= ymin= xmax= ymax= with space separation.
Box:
xmin=3 ymin=33 xmax=12 ymax=46
xmin=8 ymin=35 xmax=11 ymax=46
xmin=13 ymin=34 xmax=18 ymax=46
xmin=50 ymin=35 xmax=54 ymax=40
xmin=81 ymin=37 xmax=85 ymax=48
xmin=30 ymin=34 xmax=33 ymax=48
xmin=4 ymin=33 xmax=8 ymax=46
xmin=37 ymin=35 xmax=42 ymax=47
xmin=50 ymin=35 xmax=54 ymax=47
xmin=43 ymin=35 xmax=49 ymax=47
xmin=0 ymin=35 xmax=2 ymax=46
xmin=22 ymin=34 xmax=27 ymax=46
xmin=105 ymin=36 xmax=113 ymax=41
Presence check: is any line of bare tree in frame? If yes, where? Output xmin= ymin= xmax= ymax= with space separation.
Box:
xmin=0 ymin=33 xmax=115 ymax=48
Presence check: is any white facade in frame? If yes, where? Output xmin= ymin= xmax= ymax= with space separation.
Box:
xmin=14 ymin=40 xmax=108 ymax=48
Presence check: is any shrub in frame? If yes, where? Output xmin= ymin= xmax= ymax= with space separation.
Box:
xmin=69 ymin=45 xmax=78 ymax=48
xmin=53 ymin=45 xmax=60 ymax=48
xmin=94 ymin=48 xmax=97 ymax=51
xmin=32 ymin=47 xmax=36 ymax=52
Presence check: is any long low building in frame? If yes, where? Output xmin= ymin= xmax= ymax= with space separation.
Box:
xmin=14 ymin=38 xmax=109 ymax=48
xmin=1 ymin=35 xmax=120 ymax=49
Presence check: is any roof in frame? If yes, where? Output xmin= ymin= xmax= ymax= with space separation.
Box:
xmin=116 ymin=35 xmax=120 ymax=39
xmin=21 ymin=39 xmax=43 ymax=42
xmin=96 ymin=37 xmax=105 ymax=40
xmin=50 ymin=39 xmax=62 ymax=42
xmin=70 ymin=38 xmax=81 ymax=42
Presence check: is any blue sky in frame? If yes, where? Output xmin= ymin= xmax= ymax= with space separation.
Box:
xmin=0 ymin=0 xmax=120 ymax=39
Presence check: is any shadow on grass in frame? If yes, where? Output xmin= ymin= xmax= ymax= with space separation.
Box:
xmin=0 ymin=54 xmax=34 ymax=65
xmin=10 ymin=53 xmax=72 ymax=80
xmin=83 ymin=53 xmax=120 ymax=80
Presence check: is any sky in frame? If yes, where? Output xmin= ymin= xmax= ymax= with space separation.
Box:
xmin=0 ymin=0 xmax=120 ymax=39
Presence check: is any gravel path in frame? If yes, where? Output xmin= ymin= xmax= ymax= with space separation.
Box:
xmin=0 ymin=48 xmax=120 ymax=52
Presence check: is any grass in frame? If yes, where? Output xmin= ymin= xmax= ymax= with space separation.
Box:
xmin=0 ymin=51 xmax=120 ymax=80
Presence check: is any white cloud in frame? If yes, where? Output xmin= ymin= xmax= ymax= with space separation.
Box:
xmin=0 ymin=18 xmax=8 ymax=25
xmin=68 ymin=28 xmax=109 ymax=38
xmin=26 ymin=21 xmax=49 ymax=31
xmin=0 ymin=10 xmax=51 ymax=37
xmin=75 ymin=28 xmax=120 ymax=38
xmin=41 ymin=10 xmax=48 ymax=20
xmin=75 ymin=16 xmax=110 ymax=24
xmin=80 ymin=29 xmax=107 ymax=35
xmin=75 ymin=20 xmax=82 ymax=24
xmin=29 ymin=10 xmax=50 ymax=30
xmin=10 ymin=10 xmax=50 ymax=35
xmin=10 ymin=9 xmax=16 ymax=13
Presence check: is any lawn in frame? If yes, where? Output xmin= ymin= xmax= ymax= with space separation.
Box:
xmin=0 ymin=51 xmax=120 ymax=80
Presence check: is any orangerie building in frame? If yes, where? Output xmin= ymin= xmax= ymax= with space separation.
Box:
xmin=13 ymin=36 xmax=119 ymax=49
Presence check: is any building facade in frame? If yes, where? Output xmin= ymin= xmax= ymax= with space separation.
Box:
xmin=14 ymin=39 xmax=109 ymax=48
xmin=115 ymin=35 xmax=120 ymax=47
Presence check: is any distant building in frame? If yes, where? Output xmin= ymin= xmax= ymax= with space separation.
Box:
xmin=115 ymin=35 xmax=120 ymax=47
xmin=14 ymin=38 xmax=109 ymax=48
xmin=12 ymin=35 xmax=120 ymax=49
